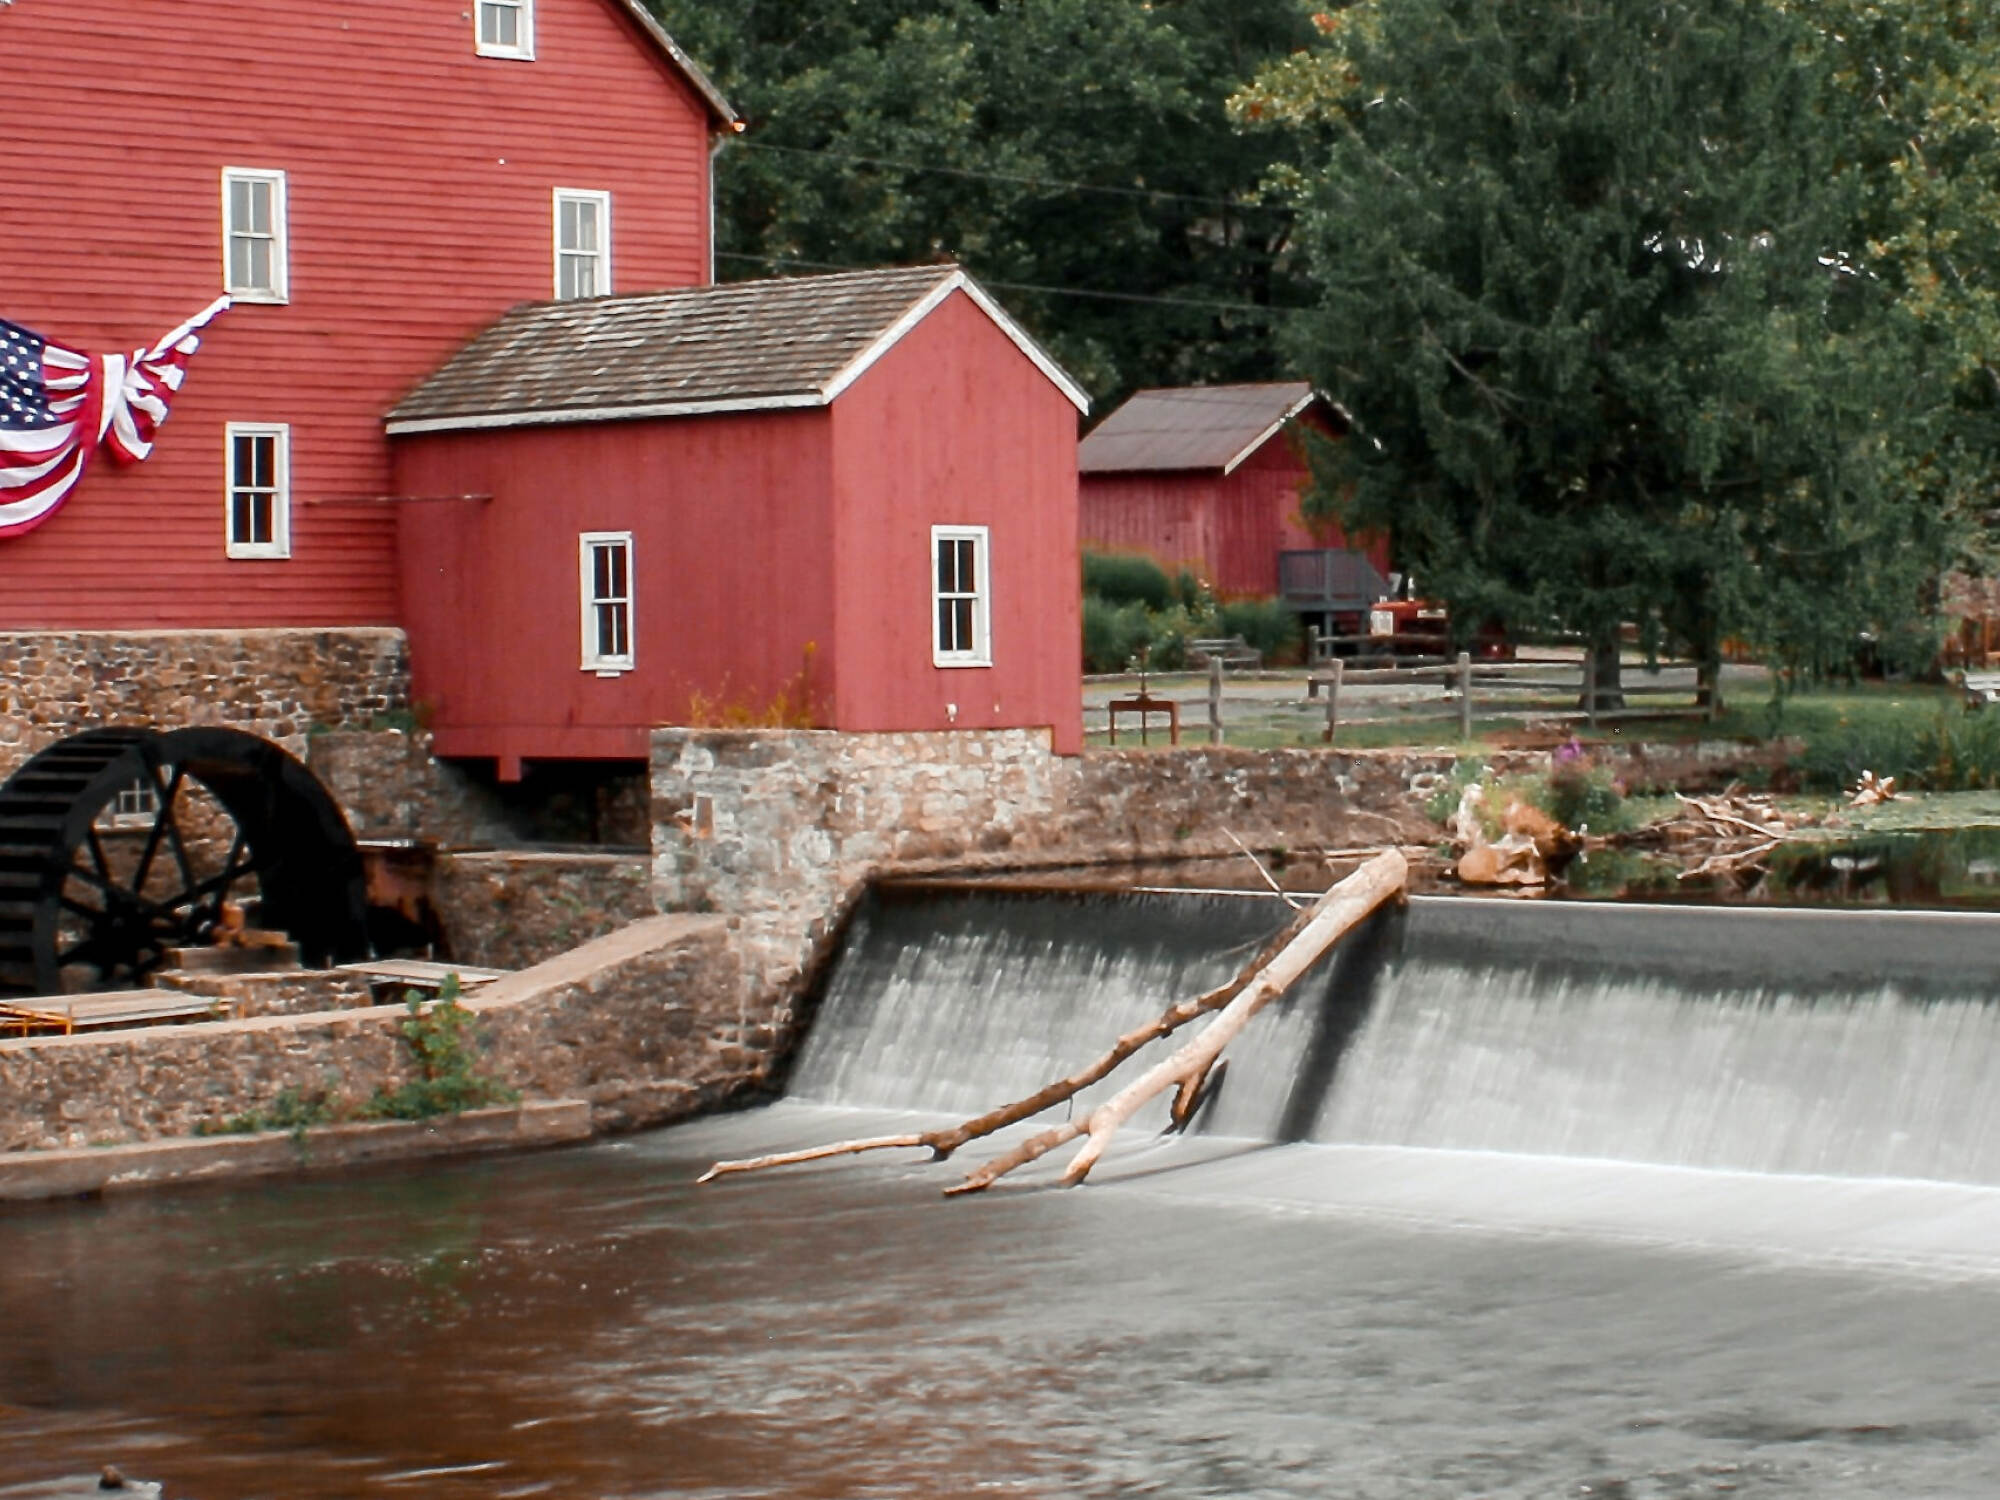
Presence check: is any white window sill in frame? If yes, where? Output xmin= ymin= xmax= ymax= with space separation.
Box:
xmin=226 ymin=546 xmax=290 ymax=561
xmin=225 ymin=287 xmax=288 ymax=305
xmin=476 ymin=45 xmax=536 ymax=60
xmin=933 ymin=655 xmax=992 ymax=670
xmin=584 ymin=664 xmax=633 ymax=677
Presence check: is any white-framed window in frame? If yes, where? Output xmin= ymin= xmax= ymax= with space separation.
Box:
xmin=580 ymin=531 xmax=635 ymax=672
xmin=476 ymin=0 xmax=534 ymax=58
xmin=553 ymin=189 xmax=611 ymax=299
xmin=221 ymin=167 xmax=288 ymax=303
xmin=95 ymin=778 xmax=161 ymax=833
xmin=931 ymin=525 xmax=991 ymax=667
xmin=225 ymin=423 xmax=291 ymax=559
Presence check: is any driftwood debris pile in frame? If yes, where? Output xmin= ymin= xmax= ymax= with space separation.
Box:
xmin=701 ymin=849 xmax=1409 ymax=1195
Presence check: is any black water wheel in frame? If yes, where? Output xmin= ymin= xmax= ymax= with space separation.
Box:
xmin=0 ymin=727 xmax=368 ymax=997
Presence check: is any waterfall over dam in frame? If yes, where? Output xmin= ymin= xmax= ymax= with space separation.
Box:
xmin=790 ymin=886 xmax=2000 ymax=1188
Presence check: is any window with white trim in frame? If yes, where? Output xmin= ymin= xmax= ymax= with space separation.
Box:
xmin=225 ymin=423 xmax=290 ymax=559
xmin=580 ymin=532 xmax=635 ymax=672
xmin=553 ymin=189 xmax=611 ymax=299
xmin=931 ymin=525 xmax=991 ymax=666
xmin=476 ymin=0 xmax=534 ymax=58
xmin=221 ymin=168 xmax=288 ymax=302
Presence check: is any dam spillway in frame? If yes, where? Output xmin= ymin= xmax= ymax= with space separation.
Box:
xmin=792 ymin=886 xmax=2000 ymax=1188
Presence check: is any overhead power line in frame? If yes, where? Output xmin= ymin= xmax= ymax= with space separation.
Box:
xmin=731 ymin=139 xmax=1290 ymax=217
xmin=716 ymin=251 xmax=1308 ymax=319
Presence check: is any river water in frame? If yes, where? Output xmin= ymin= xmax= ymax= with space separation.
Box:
xmin=6 ymin=889 xmax=2000 ymax=1497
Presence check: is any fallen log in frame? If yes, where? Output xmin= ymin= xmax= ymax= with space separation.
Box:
xmin=698 ymin=880 xmax=1332 ymax=1185
xmin=950 ymin=849 xmax=1409 ymax=1193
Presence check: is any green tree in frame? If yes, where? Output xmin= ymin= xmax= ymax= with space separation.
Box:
xmin=645 ymin=0 xmax=1318 ymax=405
xmin=1234 ymin=0 xmax=1963 ymax=694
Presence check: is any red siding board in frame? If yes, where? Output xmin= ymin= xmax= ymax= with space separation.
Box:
xmin=393 ymin=410 xmax=839 ymax=765
xmin=0 ymin=0 xmax=715 ymax=630
xmin=830 ymin=292 xmax=1083 ymax=754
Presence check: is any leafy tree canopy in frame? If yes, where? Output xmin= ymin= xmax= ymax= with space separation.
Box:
xmin=1234 ymin=0 xmax=1996 ymax=678
xmin=644 ymin=0 xmax=1318 ymax=405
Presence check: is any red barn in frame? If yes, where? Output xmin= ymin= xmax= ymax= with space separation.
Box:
xmin=0 ymin=0 xmax=734 ymax=631
xmin=1079 ymin=382 xmax=1392 ymax=620
xmin=387 ymin=265 xmax=1090 ymax=768
xmin=2 ymin=1 xmax=1092 ymax=780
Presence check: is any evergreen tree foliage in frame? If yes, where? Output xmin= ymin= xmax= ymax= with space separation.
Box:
xmin=643 ymin=0 xmax=1318 ymax=405
xmin=1234 ymin=0 xmax=1974 ymax=679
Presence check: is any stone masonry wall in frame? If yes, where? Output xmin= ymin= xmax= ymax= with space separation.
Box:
xmin=649 ymin=728 xmax=1477 ymax=1017
xmin=650 ymin=727 xmax=1801 ymax=1015
xmin=0 ymin=914 xmax=750 ymax=1151
xmin=0 ymin=627 xmax=409 ymax=779
xmin=434 ymin=851 xmax=656 ymax=970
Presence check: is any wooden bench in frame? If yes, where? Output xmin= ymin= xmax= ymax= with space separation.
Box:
xmin=0 ymin=990 xmax=235 ymax=1037
xmin=1962 ymin=671 xmax=2000 ymax=709
xmin=335 ymin=958 xmax=510 ymax=998
xmin=1189 ymin=635 xmax=1262 ymax=672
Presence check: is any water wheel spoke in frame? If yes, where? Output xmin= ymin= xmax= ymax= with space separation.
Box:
xmin=57 ymin=892 xmax=108 ymax=921
xmin=84 ymin=827 xmax=113 ymax=884
xmin=130 ymin=764 xmax=187 ymax=897
xmin=62 ymin=860 xmax=121 ymax=899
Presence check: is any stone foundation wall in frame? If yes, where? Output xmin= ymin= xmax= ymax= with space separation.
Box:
xmin=0 ymin=915 xmax=750 ymax=1151
xmin=650 ymin=729 xmax=1471 ymax=1007
xmin=0 ymin=628 xmax=409 ymax=778
xmin=157 ymin=969 xmax=373 ymax=1019
xmin=650 ymin=726 xmax=1796 ymax=1017
xmin=434 ymin=851 xmax=656 ymax=970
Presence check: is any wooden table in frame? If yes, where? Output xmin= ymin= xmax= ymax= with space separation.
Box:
xmin=1105 ymin=692 xmax=1180 ymax=746
xmin=0 ymin=990 xmax=234 ymax=1037
xmin=335 ymin=959 xmax=510 ymax=997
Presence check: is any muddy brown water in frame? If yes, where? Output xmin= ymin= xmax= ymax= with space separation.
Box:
xmin=8 ymin=887 xmax=2000 ymax=1497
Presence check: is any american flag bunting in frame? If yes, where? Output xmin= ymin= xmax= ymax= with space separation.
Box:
xmin=0 ymin=296 xmax=231 ymax=538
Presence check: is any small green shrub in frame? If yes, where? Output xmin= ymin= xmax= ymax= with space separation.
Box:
xmin=1083 ymin=595 xmax=1155 ymax=673
xmin=1794 ymin=707 xmax=2000 ymax=792
xmin=1082 ymin=550 xmax=1174 ymax=610
xmin=199 ymin=1084 xmax=338 ymax=1138
xmin=364 ymin=978 xmax=518 ymax=1121
xmin=1217 ymin=597 xmax=1300 ymax=663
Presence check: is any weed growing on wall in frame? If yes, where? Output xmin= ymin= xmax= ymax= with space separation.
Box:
xmin=364 ymin=977 xmax=519 ymax=1121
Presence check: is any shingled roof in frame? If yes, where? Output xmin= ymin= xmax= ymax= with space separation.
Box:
xmin=386 ymin=265 xmax=1088 ymax=435
xmin=1079 ymin=381 xmax=1339 ymax=475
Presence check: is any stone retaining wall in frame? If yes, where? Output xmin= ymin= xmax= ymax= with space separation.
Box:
xmin=0 ymin=914 xmax=752 ymax=1151
xmin=434 ymin=851 xmax=656 ymax=970
xmin=649 ymin=729 xmax=1470 ymax=1008
xmin=650 ymin=726 xmax=1798 ymax=1021
xmin=0 ymin=627 xmax=409 ymax=778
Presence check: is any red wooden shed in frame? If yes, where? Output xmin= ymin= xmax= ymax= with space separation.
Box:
xmin=1078 ymin=382 xmax=1391 ymax=616
xmin=387 ymin=265 xmax=1089 ymax=774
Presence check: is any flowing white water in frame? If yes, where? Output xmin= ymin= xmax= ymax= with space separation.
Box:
xmin=792 ymin=888 xmax=2000 ymax=1190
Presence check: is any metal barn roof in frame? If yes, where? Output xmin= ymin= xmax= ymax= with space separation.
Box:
xmin=386 ymin=265 xmax=1088 ymax=435
xmin=1079 ymin=381 xmax=1333 ymax=475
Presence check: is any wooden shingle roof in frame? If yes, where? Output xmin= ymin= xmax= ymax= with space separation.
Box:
xmin=1079 ymin=381 xmax=1336 ymax=475
xmin=386 ymin=265 xmax=1088 ymax=435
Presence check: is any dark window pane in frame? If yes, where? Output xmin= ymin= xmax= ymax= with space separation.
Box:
xmin=937 ymin=599 xmax=954 ymax=651
xmin=955 ymin=539 xmax=975 ymax=592
xmin=953 ymin=598 xmax=975 ymax=652
xmin=937 ymin=539 xmax=952 ymax=594
xmin=232 ymin=491 xmax=252 ymax=544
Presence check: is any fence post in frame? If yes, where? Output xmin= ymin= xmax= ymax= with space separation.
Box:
xmin=1456 ymin=650 xmax=1473 ymax=741
xmin=1208 ymin=655 xmax=1224 ymax=745
xmin=1323 ymin=658 xmax=1343 ymax=744
xmin=1584 ymin=645 xmax=1599 ymax=729
xmin=1307 ymin=625 xmax=1321 ymax=668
